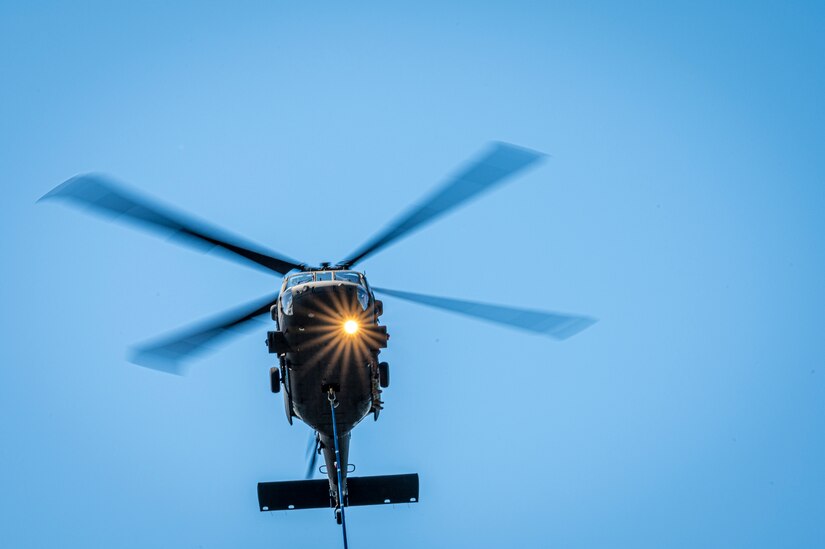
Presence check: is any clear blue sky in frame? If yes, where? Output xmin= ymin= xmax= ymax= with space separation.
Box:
xmin=2 ymin=1 xmax=824 ymax=547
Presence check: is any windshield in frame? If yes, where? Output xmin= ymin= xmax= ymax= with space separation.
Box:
xmin=334 ymin=271 xmax=362 ymax=285
xmin=285 ymin=273 xmax=313 ymax=289
xmin=284 ymin=271 xmax=364 ymax=289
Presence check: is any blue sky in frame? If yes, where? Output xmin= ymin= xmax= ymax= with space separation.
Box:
xmin=2 ymin=1 xmax=824 ymax=547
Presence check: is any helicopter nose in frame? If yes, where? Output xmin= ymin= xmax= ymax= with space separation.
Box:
xmin=343 ymin=319 xmax=359 ymax=335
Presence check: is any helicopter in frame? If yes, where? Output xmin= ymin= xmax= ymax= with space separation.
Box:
xmin=39 ymin=142 xmax=595 ymax=534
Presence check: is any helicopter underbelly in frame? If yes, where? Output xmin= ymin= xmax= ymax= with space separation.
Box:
xmin=286 ymin=350 xmax=373 ymax=436
xmin=278 ymin=282 xmax=383 ymax=437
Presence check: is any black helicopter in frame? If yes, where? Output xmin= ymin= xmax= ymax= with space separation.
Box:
xmin=40 ymin=142 xmax=595 ymax=533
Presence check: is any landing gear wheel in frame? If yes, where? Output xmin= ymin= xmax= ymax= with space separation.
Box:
xmin=269 ymin=366 xmax=281 ymax=393
xmin=335 ymin=507 xmax=343 ymax=525
xmin=378 ymin=361 xmax=390 ymax=388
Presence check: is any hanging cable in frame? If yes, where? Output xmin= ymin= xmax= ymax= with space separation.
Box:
xmin=328 ymin=389 xmax=349 ymax=549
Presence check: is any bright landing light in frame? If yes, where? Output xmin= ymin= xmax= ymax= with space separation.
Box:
xmin=343 ymin=319 xmax=359 ymax=335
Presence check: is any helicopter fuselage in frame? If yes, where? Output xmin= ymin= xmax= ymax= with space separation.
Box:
xmin=268 ymin=272 xmax=388 ymax=504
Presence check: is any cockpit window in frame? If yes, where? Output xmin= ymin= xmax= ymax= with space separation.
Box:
xmin=285 ymin=271 xmax=364 ymax=289
xmin=334 ymin=271 xmax=361 ymax=285
xmin=286 ymin=273 xmax=313 ymax=289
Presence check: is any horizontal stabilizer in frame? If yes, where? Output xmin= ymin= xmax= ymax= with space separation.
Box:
xmin=348 ymin=474 xmax=419 ymax=506
xmin=258 ymin=473 xmax=419 ymax=511
xmin=258 ymin=478 xmax=330 ymax=511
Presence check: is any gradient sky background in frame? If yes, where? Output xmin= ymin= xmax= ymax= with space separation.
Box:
xmin=2 ymin=1 xmax=824 ymax=548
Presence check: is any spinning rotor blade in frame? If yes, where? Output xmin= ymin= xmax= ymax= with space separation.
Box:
xmin=374 ymin=287 xmax=596 ymax=340
xmin=39 ymin=174 xmax=304 ymax=275
xmin=130 ymin=293 xmax=279 ymax=374
xmin=305 ymin=432 xmax=320 ymax=479
xmin=339 ymin=142 xmax=546 ymax=268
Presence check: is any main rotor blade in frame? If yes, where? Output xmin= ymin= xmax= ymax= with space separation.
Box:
xmin=374 ymin=287 xmax=596 ymax=340
xmin=39 ymin=174 xmax=305 ymax=275
xmin=338 ymin=142 xmax=546 ymax=268
xmin=130 ymin=293 xmax=278 ymax=374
